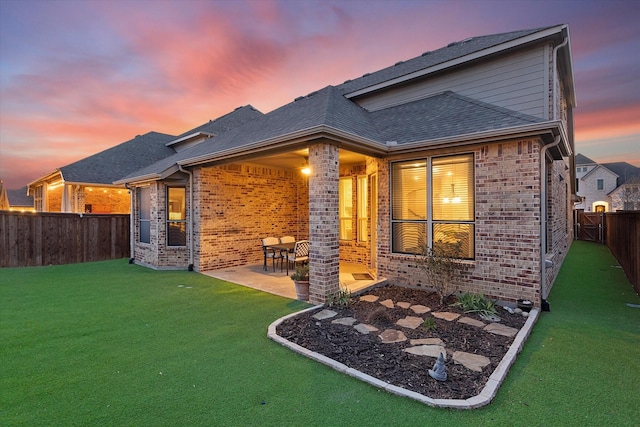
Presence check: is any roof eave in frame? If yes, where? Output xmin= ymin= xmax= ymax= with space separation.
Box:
xmin=345 ymin=24 xmax=568 ymax=99
xmin=113 ymin=173 xmax=163 ymax=186
xmin=166 ymin=131 xmax=214 ymax=147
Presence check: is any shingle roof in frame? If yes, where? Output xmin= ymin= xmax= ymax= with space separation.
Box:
xmin=7 ymin=187 xmax=33 ymax=207
xmin=575 ymin=153 xmax=596 ymax=165
xmin=370 ymin=91 xmax=544 ymax=144
xmin=169 ymin=105 xmax=264 ymax=142
xmin=60 ymin=131 xmax=176 ymax=184
xmin=602 ymin=162 xmax=640 ymax=185
xmin=337 ymin=27 xmax=556 ymax=95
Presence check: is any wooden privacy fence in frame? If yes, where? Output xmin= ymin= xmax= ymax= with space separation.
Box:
xmin=0 ymin=212 xmax=130 ymax=267
xmin=605 ymin=211 xmax=640 ymax=296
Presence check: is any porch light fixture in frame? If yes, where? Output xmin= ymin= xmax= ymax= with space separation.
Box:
xmin=301 ymin=166 xmax=311 ymax=175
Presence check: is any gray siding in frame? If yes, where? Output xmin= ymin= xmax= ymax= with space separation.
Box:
xmin=354 ymin=46 xmax=549 ymax=119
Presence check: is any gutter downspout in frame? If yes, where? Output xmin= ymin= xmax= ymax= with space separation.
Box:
xmin=124 ymin=184 xmax=135 ymax=264
xmin=552 ymin=37 xmax=569 ymax=121
xmin=178 ymin=165 xmax=194 ymax=271
xmin=540 ymin=136 xmax=561 ymax=303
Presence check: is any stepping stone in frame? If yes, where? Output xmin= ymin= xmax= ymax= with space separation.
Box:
xmin=432 ymin=312 xmax=460 ymax=321
xmin=354 ymin=323 xmax=379 ymax=334
xmin=410 ymin=305 xmax=431 ymax=314
xmin=484 ymin=323 xmax=518 ymax=337
xmin=396 ymin=301 xmax=411 ymax=309
xmin=458 ymin=316 xmax=486 ymax=327
xmin=378 ymin=329 xmax=407 ymax=343
xmin=313 ymin=309 xmax=337 ymax=320
xmin=379 ymin=299 xmax=395 ymax=308
xmin=332 ymin=317 xmax=357 ymax=326
xmin=395 ymin=316 xmax=424 ymax=329
xmin=403 ymin=345 xmax=447 ymax=359
xmin=410 ymin=338 xmax=444 ymax=346
xmin=360 ymin=295 xmax=379 ymax=303
xmin=452 ymin=351 xmax=491 ymax=372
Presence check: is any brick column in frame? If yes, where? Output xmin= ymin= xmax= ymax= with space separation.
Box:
xmin=308 ymin=142 xmax=340 ymax=303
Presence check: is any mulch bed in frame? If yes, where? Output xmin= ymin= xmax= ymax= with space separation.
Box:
xmin=276 ymin=285 xmax=528 ymax=400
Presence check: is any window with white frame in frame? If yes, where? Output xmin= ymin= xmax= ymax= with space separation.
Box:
xmin=339 ymin=177 xmax=353 ymax=240
xmin=34 ymin=185 xmax=43 ymax=211
xmin=391 ymin=154 xmax=475 ymax=259
xmin=597 ymin=179 xmax=604 ymax=190
xmin=167 ymin=187 xmax=186 ymax=246
xmin=357 ymin=175 xmax=368 ymax=242
xmin=138 ymin=187 xmax=151 ymax=244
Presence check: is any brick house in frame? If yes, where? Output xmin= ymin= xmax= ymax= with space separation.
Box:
xmin=118 ymin=25 xmax=576 ymax=306
xmin=575 ymin=153 xmax=640 ymax=212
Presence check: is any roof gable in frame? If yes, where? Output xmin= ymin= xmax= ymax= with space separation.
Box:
xmin=601 ymin=162 xmax=640 ymax=185
xmin=575 ymin=153 xmax=596 ymax=165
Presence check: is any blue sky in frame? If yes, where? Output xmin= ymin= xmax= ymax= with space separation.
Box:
xmin=1 ymin=0 xmax=638 ymax=188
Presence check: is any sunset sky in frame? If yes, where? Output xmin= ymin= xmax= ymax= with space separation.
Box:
xmin=1 ymin=0 xmax=638 ymax=189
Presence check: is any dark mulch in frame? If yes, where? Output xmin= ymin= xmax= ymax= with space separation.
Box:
xmin=276 ymin=285 xmax=528 ymax=400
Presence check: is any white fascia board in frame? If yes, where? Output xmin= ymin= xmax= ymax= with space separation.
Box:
xmin=345 ymin=25 xmax=567 ymax=99
xmin=27 ymin=169 xmax=63 ymax=189
xmin=113 ymin=173 xmax=162 ymax=185
xmin=64 ymin=181 xmax=126 ymax=188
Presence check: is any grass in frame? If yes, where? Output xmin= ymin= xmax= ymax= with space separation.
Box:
xmin=1 ymin=240 xmax=639 ymax=426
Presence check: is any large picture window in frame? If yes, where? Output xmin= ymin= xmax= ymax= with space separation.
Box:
xmin=391 ymin=154 xmax=475 ymax=259
xmin=138 ymin=187 xmax=151 ymax=244
xmin=339 ymin=177 xmax=353 ymax=240
xmin=167 ymin=187 xmax=186 ymax=246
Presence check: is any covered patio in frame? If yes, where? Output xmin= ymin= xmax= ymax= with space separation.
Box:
xmin=203 ymin=262 xmax=386 ymax=300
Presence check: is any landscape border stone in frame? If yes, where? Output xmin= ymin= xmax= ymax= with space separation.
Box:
xmin=268 ymin=304 xmax=539 ymax=409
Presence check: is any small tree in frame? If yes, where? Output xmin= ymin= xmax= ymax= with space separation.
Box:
xmin=415 ymin=240 xmax=462 ymax=304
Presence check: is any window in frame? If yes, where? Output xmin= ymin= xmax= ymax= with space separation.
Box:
xmin=138 ymin=187 xmax=151 ymax=244
xmin=34 ymin=185 xmax=43 ymax=211
xmin=391 ymin=154 xmax=475 ymax=259
xmin=357 ymin=175 xmax=368 ymax=242
xmin=597 ymin=179 xmax=604 ymax=190
xmin=167 ymin=187 xmax=186 ymax=246
xmin=339 ymin=178 xmax=353 ymax=240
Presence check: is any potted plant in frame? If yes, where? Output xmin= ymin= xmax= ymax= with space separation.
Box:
xmin=290 ymin=264 xmax=310 ymax=301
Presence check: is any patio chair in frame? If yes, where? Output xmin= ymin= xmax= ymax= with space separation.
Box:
xmin=280 ymin=236 xmax=295 ymax=244
xmin=286 ymin=240 xmax=309 ymax=275
xmin=261 ymin=237 xmax=283 ymax=272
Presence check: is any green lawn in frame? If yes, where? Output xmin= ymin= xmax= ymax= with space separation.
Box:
xmin=1 ymin=240 xmax=639 ymax=426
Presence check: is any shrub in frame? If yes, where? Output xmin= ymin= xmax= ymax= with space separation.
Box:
xmin=453 ymin=292 xmax=498 ymax=317
xmin=415 ymin=240 xmax=463 ymax=304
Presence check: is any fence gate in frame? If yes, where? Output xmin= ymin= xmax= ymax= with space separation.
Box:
xmin=577 ymin=212 xmax=606 ymax=243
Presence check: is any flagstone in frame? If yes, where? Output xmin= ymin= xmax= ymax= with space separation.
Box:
xmin=354 ymin=323 xmax=379 ymax=334
xmin=379 ymin=299 xmax=395 ymax=308
xmin=396 ymin=301 xmax=412 ymax=309
xmin=313 ymin=309 xmax=338 ymax=320
xmin=403 ymin=345 xmax=447 ymax=359
xmin=458 ymin=316 xmax=486 ymax=327
xmin=484 ymin=323 xmax=518 ymax=337
xmin=396 ymin=316 xmax=424 ymax=329
xmin=452 ymin=351 xmax=491 ymax=372
xmin=332 ymin=317 xmax=357 ymax=326
xmin=410 ymin=338 xmax=444 ymax=346
xmin=432 ymin=311 xmax=460 ymax=321
xmin=359 ymin=295 xmax=379 ymax=303
xmin=378 ymin=329 xmax=407 ymax=343
xmin=410 ymin=305 xmax=431 ymax=314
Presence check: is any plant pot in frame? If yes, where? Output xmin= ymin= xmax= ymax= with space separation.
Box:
xmin=517 ymin=299 xmax=533 ymax=312
xmin=294 ymin=280 xmax=310 ymax=301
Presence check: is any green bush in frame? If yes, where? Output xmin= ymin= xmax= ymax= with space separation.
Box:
xmin=453 ymin=292 xmax=497 ymax=317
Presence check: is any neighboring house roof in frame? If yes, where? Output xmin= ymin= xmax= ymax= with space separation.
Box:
xmin=7 ymin=187 xmax=33 ymax=207
xmin=575 ymin=153 xmax=596 ymax=165
xmin=57 ymin=131 xmax=176 ymax=185
xmin=602 ymin=162 xmax=640 ymax=186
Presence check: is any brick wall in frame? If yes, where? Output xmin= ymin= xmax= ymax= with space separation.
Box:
xmin=193 ymin=162 xmax=308 ymax=272
xmin=377 ymin=138 xmax=570 ymax=306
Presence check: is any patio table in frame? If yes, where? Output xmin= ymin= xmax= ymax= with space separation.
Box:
xmin=264 ymin=242 xmax=295 ymax=272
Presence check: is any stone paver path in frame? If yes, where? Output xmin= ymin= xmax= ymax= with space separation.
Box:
xmin=379 ymin=329 xmax=407 ymax=343
xmin=342 ymin=295 xmax=524 ymax=374
xmin=432 ymin=311 xmax=461 ymax=321
xmin=313 ymin=309 xmax=337 ymax=320
xmin=396 ymin=316 xmax=424 ymax=329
